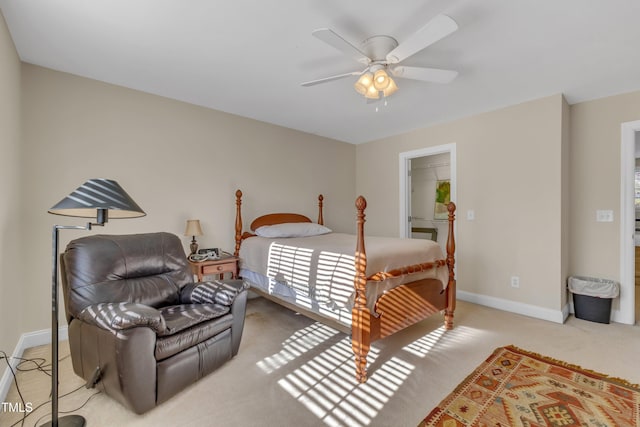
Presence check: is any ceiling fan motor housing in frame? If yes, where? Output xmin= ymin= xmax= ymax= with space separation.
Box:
xmin=360 ymin=35 xmax=399 ymax=62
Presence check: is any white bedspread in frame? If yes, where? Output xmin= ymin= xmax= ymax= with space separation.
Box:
xmin=239 ymin=232 xmax=448 ymax=321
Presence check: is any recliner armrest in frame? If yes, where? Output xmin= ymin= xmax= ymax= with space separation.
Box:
xmin=77 ymin=302 xmax=166 ymax=334
xmin=181 ymin=280 xmax=249 ymax=306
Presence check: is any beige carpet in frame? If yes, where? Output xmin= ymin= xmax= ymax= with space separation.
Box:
xmin=1 ymin=297 xmax=639 ymax=427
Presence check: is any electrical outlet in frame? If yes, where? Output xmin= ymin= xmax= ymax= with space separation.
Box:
xmin=510 ymin=276 xmax=520 ymax=288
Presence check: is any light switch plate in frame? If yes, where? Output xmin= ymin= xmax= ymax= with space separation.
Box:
xmin=596 ymin=210 xmax=614 ymax=222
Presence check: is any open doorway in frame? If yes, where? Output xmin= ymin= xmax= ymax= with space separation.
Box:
xmin=399 ymin=144 xmax=456 ymax=249
xmin=408 ymin=153 xmax=451 ymax=246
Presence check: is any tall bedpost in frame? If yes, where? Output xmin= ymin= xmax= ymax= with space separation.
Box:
xmin=444 ymin=202 xmax=456 ymax=330
xmin=352 ymin=195 xmax=371 ymax=383
xmin=234 ymin=190 xmax=243 ymax=257
xmin=317 ymin=194 xmax=324 ymax=225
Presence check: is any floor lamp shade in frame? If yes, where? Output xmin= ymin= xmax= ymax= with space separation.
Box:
xmin=45 ymin=179 xmax=144 ymax=427
xmin=48 ymin=178 xmax=146 ymax=222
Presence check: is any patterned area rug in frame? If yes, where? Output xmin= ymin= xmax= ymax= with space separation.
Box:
xmin=420 ymin=345 xmax=639 ymax=426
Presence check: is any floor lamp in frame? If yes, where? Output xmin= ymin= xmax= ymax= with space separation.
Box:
xmin=46 ymin=179 xmax=145 ymax=427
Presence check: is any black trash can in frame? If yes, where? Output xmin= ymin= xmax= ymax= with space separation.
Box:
xmin=568 ymin=276 xmax=620 ymax=324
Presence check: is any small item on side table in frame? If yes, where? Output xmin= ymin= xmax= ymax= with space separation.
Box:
xmin=189 ymin=253 xmax=239 ymax=281
xmin=188 ymin=248 xmax=219 ymax=262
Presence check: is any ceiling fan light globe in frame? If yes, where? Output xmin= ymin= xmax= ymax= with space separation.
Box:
xmin=354 ymin=72 xmax=373 ymax=95
xmin=383 ymin=79 xmax=398 ymax=97
xmin=354 ymin=82 xmax=367 ymax=95
xmin=361 ymin=73 xmax=373 ymax=85
xmin=365 ymin=85 xmax=380 ymax=99
xmin=373 ymin=69 xmax=391 ymax=90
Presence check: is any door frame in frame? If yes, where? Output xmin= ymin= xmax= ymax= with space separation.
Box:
xmin=618 ymin=120 xmax=639 ymax=325
xmin=399 ymin=143 xmax=457 ymax=238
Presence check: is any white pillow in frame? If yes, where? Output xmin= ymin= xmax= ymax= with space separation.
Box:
xmin=255 ymin=222 xmax=332 ymax=238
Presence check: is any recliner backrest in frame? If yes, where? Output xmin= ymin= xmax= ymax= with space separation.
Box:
xmin=60 ymin=232 xmax=192 ymax=321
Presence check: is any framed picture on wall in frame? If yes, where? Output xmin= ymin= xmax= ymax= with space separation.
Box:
xmin=434 ymin=180 xmax=451 ymax=220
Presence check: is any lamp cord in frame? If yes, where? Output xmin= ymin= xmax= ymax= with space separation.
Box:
xmin=0 ymin=350 xmax=27 ymax=427
xmin=0 ymin=351 xmax=99 ymax=427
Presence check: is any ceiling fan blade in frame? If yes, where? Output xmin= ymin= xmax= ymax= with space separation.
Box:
xmin=386 ymin=14 xmax=458 ymax=64
xmin=301 ymin=71 xmax=362 ymax=87
xmin=390 ymin=66 xmax=458 ymax=83
xmin=312 ymin=28 xmax=371 ymax=65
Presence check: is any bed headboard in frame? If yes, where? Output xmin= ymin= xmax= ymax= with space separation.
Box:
xmin=234 ymin=190 xmax=324 ymax=255
xmin=250 ymin=213 xmax=311 ymax=231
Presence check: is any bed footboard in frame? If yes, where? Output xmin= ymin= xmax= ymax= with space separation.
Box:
xmin=374 ymin=278 xmax=447 ymax=338
xmin=352 ymin=196 xmax=456 ymax=383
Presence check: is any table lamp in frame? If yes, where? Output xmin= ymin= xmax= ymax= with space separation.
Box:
xmin=46 ymin=179 xmax=145 ymax=427
xmin=184 ymin=219 xmax=203 ymax=254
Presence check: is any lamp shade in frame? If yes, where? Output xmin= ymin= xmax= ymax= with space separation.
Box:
xmin=184 ymin=219 xmax=203 ymax=237
xmin=48 ymin=179 xmax=145 ymax=219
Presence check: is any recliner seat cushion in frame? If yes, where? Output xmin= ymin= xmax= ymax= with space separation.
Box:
xmin=159 ymin=304 xmax=230 ymax=335
xmin=155 ymin=304 xmax=232 ymax=361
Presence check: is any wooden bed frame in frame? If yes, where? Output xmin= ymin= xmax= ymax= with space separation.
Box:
xmin=233 ymin=190 xmax=456 ymax=382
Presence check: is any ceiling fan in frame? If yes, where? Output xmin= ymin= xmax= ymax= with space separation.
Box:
xmin=301 ymin=14 xmax=459 ymax=100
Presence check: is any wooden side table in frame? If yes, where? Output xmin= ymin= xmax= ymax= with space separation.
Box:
xmin=189 ymin=255 xmax=239 ymax=281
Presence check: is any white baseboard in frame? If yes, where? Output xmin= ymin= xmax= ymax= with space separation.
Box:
xmin=458 ymin=290 xmax=569 ymax=324
xmin=0 ymin=326 xmax=68 ymax=402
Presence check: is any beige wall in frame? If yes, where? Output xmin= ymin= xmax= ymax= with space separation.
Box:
xmin=356 ymin=95 xmax=567 ymax=316
xmin=569 ymin=90 xmax=640 ymax=298
xmin=19 ymin=64 xmax=355 ymax=334
xmin=0 ymin=12 xmax=23 ymax=370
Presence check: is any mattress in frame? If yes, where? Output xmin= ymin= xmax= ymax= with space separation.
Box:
xmin=239 ymin=232 xmax=448 ymax=325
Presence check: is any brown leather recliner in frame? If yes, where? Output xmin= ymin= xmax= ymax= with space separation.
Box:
xmin=59 ymin=232 xmax=248 ymax=414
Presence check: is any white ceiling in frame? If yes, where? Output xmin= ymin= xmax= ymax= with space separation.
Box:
xmin=2 ymin=0 xmax=640 ymax=144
